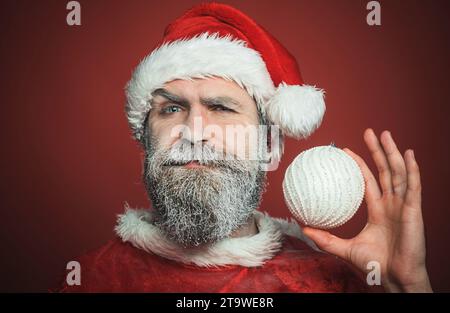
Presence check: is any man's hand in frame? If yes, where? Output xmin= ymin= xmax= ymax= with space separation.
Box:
xmin=303 ymin=128 xmax=432 ymax=292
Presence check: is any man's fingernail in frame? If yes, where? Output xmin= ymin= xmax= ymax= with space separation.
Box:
xmin=411 ymin=150 xmax=415 ymax=160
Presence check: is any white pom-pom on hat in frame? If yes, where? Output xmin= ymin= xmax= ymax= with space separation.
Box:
xmin=265 ymin=83 xmax=326 ymax=139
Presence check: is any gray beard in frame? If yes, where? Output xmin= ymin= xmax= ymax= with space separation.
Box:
xmin=143 ymin=138 xmax=267 ymax=248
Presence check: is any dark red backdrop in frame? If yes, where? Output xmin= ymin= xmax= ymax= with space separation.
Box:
xmin=1 ymin=0 xmax=449 ymax=292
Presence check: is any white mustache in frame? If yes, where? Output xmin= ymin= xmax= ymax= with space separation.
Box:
xmin=162 ymin=139 xmax=239 ymax=167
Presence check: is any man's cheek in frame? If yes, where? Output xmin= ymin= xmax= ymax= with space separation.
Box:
xmin=152 ymin=127 xmax=182 ymax=150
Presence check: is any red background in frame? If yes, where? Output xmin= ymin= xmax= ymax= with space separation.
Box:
xmin=1 ymin=0 xmax=449 ymax=292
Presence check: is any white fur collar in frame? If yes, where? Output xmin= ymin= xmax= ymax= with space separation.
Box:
xmin=115 ymin=207 xmax=318 ymax=268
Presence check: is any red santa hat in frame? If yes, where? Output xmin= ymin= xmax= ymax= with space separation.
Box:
xmin=126 ymin=2 xmax=326 ymax=142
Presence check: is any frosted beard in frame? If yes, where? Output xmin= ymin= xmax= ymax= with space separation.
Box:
xmin=143 ymin=132 xmax=267 ymax=248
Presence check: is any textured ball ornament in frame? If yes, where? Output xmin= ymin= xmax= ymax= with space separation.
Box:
xmin=282 ymin=145 xmax=365 ymax=229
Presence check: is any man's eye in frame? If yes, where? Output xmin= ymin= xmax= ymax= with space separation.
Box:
xmin=161 ymin=105 xmax=182 ymax=114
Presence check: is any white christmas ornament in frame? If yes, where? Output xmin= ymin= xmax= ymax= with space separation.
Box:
xmin=283 ymin=145 xmax=365 ymax=229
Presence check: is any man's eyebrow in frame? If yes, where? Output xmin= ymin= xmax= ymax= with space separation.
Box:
xmin=151 ymin=88 xmax=189 ymax=107
xmin=201 ymin=96 xmax=241 ymax=108
xmin=151 ymin=88 xmax=241 ymax=109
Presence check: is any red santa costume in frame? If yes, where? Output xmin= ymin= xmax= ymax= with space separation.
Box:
xmin=60 ymin=2 xmax=367 ymax=292
xmin=60 ymin=210 xmax=366 ymax=292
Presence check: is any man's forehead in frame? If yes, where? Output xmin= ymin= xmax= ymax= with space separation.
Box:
xmin=156 ymin=77 xmax=250 ymax=100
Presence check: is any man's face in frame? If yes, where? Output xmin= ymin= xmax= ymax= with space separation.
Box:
xmin=142 ymin=77 xmax=268 ymax=247
xmin=148 ymin=77 xmax=262 ymax=159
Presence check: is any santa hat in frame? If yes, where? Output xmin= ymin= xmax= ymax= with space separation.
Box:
xmin=126 ymin=2 xmax=326 ymax=142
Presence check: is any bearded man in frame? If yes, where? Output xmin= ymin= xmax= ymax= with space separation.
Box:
xmin=60 ymin=2 xmax=432 ymax=293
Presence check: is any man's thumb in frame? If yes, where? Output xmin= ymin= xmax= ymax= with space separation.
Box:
xmin=302 ymin=227 xmax=351 ymax=261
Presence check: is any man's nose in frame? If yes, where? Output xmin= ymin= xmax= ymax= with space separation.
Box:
xmin=183 ymin=104 xmax=210 ymax=144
